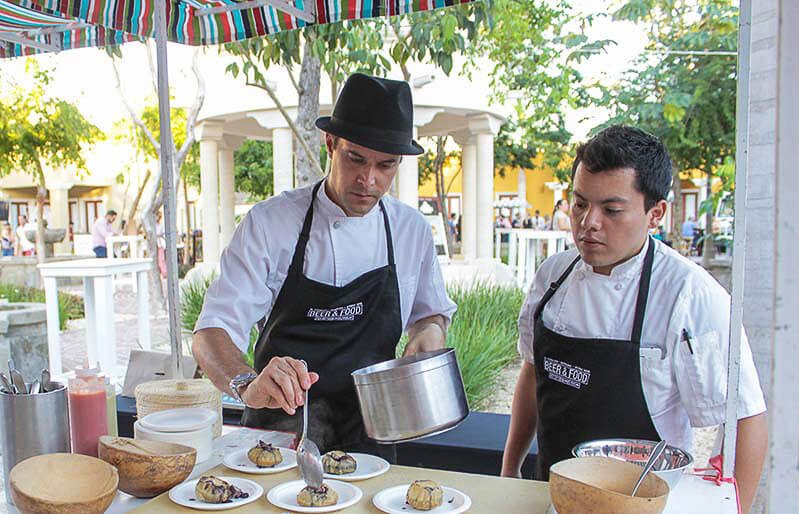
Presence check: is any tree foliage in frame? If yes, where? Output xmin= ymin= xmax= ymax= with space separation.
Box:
xmin=234 ymin=140 xmax=274 ymax=201
xmin=0 ymin=62 xmax=101 ymax=259
xmin=595 ymin=0 xmax=738 ymax=255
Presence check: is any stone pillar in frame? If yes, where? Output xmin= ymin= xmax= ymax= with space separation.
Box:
xmin=197 ymin=121 xmax=224 ymax=264
xmin=460 ymin=141 xmax=477 ymax=260
xmin=397 ymin=126 xmax=419 ymax=209
xmin=273 ymin=127 xmax=294 ymax=195
xmin=218 ymin=145 xmax=235 ymax=251
xmin=476 ymin=132 xmax=495 ymax=259
xmin=47 ymin=183 xmax=71 ymax=255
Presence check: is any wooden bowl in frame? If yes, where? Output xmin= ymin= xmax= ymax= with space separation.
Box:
xmin=550 ymin=457 xmax=669 ymax=514
xmin=98 ymin=436 xmax=196 ymax=498
xmin=10 ymin=453 xmax=118 ymax=514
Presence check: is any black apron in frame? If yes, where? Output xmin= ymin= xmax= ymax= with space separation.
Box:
xmin=241 ymin=181 xmax=403 ymax=450
xmin=532 ymin=238 xmax=661 ymax=480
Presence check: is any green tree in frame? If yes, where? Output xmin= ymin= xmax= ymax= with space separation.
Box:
xmin=225 ymin=2 xmax=492 ymax=187
xmin=0 ymin=62 xmax=101 ymax=260
xmin=473 ymin=0 xmax=607 ymax=185
xmin=596 ymin=0 xmax=738 ymax=262
xmin=234 ymin=140 xmax=274 ymax=201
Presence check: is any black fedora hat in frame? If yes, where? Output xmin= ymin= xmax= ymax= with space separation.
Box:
xmin=316 ymin=73 xmax=424 ymax=156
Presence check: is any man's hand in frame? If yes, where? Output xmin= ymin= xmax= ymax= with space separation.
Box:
xmin=241 ymin=356 xmax=320 ymax=415
xmin=403 ymin=315 xmax=447 ymax=356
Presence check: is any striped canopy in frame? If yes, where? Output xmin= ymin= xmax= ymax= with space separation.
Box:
xmin=0 ymin=0 xmax=469 ymax=57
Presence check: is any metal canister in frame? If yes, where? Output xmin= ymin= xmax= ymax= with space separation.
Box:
xmin=1 ymin=382 xmax=71 ymax=505
xmin=352 ymin=348 xmax=469 ymax=443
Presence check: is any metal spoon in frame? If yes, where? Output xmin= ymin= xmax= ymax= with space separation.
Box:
xmin=10 ymin=368 xmax=26 ymax=396
xmin=0 ymin=372 xmax=14 ymax=394
xmin=40 ymin=369 xmax=51 ymax=393
xmin=29 ymin=380 xmax=41 ymax=395
xmin=631 ymin=440 xmax=668 ymax=497
xmin=296 ymin=362 xmax=323 ymax=489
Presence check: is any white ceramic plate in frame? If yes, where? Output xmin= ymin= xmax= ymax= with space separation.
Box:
xmin=169 ymin=476 xmax=263 ymax=511
xmin=322 ymin=452 xmax=390 ymax=481
xmin=372 ymin=484 xmax=472 ymax=514
xmin=222 ymin=447 xmax=297 ymax=474
xmin=266 ymin=479 xmax=363 ymax=513
xmin=139 ymin=407 xmax=218 ymax=432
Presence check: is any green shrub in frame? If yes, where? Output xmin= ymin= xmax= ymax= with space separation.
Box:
xmin=0 ymin=283 xmax=85 ymax=331
xmin=179 ymin=276 xmax=524 ymax=408
xmin=397 ymin=284 xmax=524 ymax=410
xmin=180 ymin=273 xmax=258 ymax=367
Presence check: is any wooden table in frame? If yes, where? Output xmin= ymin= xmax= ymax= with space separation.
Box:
xmin=37 ymin=258 xmax=152 ymax=377
xmin=129 ymin=463 xmax=552 ymax=513
xmin=124 ymin=428 xmax=738 ymax=514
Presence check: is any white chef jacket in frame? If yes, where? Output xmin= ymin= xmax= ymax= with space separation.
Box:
xmin=195 ymin=181 xmax=457 ymax=352
xmin=517 ymin=238 xmax=766 ymax=453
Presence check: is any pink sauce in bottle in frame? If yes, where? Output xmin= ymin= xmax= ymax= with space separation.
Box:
xmin=68 ymin=368 xmax=108 ymax=457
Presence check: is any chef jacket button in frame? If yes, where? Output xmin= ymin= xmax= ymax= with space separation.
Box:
xmin=614 ymin=283 xmax=623 ymax=291
xmin=333 ymin=221 xmax=341 ymax=229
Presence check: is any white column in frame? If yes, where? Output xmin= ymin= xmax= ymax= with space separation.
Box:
xmin=218 ymin=146 xmax=235 ymax=251
xmin=460 ymin=142 xmax=477 ymax=260
xmin=273 ymin=128 xmax=294 ymax=195
xmin=198 ymin=122 xmax=224 ymax=264
xmin=397 ymin=126 xmax=420 ymax=209
xmin=476 ymin=132 xmax=495 ymax=259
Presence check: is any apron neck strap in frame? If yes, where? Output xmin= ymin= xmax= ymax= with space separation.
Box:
xmin=534 ymin=254 xmax=581 ymax=321
xmin=291 ymin=180 xmax=396 ymax=272
xmin=630 ymin=237 xmax=656 ymax=345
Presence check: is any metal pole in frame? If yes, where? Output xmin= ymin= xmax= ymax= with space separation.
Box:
xmin=722 ymin=0 xmax=752 ymax=478
xmin=154 ymin=0 xmax=183 ymax=379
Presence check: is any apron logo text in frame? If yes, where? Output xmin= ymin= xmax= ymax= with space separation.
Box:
xmin=307 ymin=302 xmax=364 ymax=322
xmin=543 ymin=357 xmax=591 ymax=389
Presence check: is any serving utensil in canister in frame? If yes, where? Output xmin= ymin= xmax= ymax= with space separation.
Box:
xmin=0 ymin=372 xmax=14 ymax=394
xmin=631 ymin=440 xmax=668 ymax=496
xmin=296 ymin=362 xmax=323 ymax=489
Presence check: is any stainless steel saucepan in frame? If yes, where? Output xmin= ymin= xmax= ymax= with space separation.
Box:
xmin=352 ymin=348 xmax=469 ymax=443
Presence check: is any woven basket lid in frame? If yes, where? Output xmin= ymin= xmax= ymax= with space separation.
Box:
xmin=134 ymin=378 xmax=218 ymax=402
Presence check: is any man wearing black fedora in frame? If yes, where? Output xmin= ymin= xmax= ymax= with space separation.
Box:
xmin=193 ymin=73 xmax=456 ymax=451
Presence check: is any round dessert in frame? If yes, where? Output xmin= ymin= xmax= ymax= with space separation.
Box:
xmin=195 ymin=475 xmax=248 ymax=503
xmin=406 ymin=479 xmax=444 ymax=511
xmin=297 ymin=483 xmax=339 ymax=507
xmin=322 ymin=450 xmax=358 ymax=475
xmin=247 ymin=440 xmax=283 ymax=468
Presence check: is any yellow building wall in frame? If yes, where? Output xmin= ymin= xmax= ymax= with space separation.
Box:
xmin=419 ymin=154 xmax=560 ymax=216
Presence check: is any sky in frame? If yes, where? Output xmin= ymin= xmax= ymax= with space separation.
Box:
xmin=0 ymin=0 xmax=647 ymax=143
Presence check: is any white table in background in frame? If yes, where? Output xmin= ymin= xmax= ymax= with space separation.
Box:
xmin=495 ymin=229 xmax=569 ymax=290
xmin=107 ymin=235 xmax=147 ymax=292
xmin=37 ymin=258 xmax=152 ymax=377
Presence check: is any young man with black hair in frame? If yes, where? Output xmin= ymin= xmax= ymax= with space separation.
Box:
xmin=501 ymin=126 xmax=767 ymax=513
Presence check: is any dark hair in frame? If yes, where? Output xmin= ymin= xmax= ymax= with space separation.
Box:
xmin=106 ymin=209 xmax=117 ymax=216
xmin=571 ymin=125 xmax=672 ymax=211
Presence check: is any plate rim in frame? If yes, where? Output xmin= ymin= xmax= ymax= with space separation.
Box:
xmin=372 ymin=483 xmax=472 ymax=514
xmin=139 ymin=407 xmax=218 ymax=433
xmin=266 ymin=478 xmax=364 ymax=513
xmin=222 ymin=446 xmax=298 ymax=474
xmin=322 ymin=452 xmax=390 ymax=481
xmin=168 ymin=476 xmax=263 ymax=511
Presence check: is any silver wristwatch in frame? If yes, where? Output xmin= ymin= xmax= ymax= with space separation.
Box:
xmin=229 ymin=372 xmax=258 ymax=403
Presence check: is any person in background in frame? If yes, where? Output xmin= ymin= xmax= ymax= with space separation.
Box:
xmin=543 ymin=214 xmax=551 ymax=229
xmin=448 ymin=212 xmax=458 ymax=239
xmin=512 ymin=214 xmax=522 ymax=228
xmin=1 ymin=222 xmax=14 ymax=256
xmin=551 ymin=199 xmax=571 ymax=231
xmin=91 ymin=210 xmax=118 ymax=258
xmin=681 ymin=216 xmax=697 ymax=239
xmin=15 ymin=215 xmax=35 ymax=256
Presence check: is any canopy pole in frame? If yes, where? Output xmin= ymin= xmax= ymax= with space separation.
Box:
xmin=722 ymin=0 xmax=752 ymax=477
xmin=154 ymin=0 xmax=183 ymax=379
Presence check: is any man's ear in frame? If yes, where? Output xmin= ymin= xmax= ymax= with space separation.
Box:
xmin=325 ymin=133 xmax=335 ymax=157
xmin=647 ymin=199 xmax=668 ymax=229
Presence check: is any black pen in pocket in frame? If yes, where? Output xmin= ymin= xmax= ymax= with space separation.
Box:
xmin=681 ymin=329 xmax=694 ymax=355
